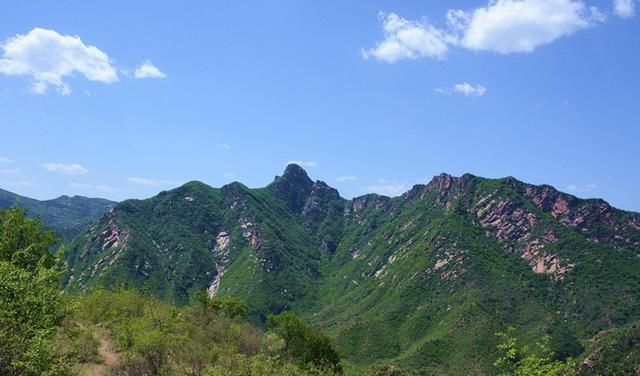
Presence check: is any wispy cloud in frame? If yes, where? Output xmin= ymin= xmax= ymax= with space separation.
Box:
xmin=0 ymin=157 xmax=14 ymax=163
xmin=70 ymin=182 xmax=118 ymax=193
xmin=219 ymin=143 xmax=232 ymax=150
xmin=43 ymin=163 xmax=89 ymax=175
xmin=134 ymin=60 xmax=167 ymax=79
xmin=364 ymin=1 xmax=606 ymax=63
xmin=223 ymin=172 xmax=236 ymax=179
xmin=0 ymin=28 xmax=118 ymax=95
xmin=365 ymin=179 xmax=407 ymax=197
xmin=0 ymin=168 xmax=19 ymax=174
xmin=127 ymin=177 xmax=178 ymax=187
xmin=336 ymin=175 xmax=357 ymax=182
xmin=613 ymin=0 xmax=636 ymax=18
xmin=436 ymin=82 xmax=487 ymax=97
xmin=567 ymin=183 xmax=599 ymax=193
xmin=287 ymin=160 xmax=318 ymax=168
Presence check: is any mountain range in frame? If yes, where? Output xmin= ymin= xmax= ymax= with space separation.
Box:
xmin=0 ymin=188 xmax=116 ymax=241
xmin=5 ymin=164 xmax=640 ymax=374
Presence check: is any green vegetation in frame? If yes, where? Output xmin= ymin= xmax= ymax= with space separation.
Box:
xmin=268 ymin=312 xmax=341 ymax=372
xmin=494 ymin=327 xmax=576 ymax=376
xmin=61 ymin=166 xmax=640 ymax=374
xmin=0 ymin=206 xmax=342 ymax=375
xmin=7 ymin=164 xmax=640 ymax=374
xmin=71 ymin=289 xmax=340 ymax=375
xmin=0 ymin=207 xmax=69 ymax=375
xmin=576 ymin=322 xmax=640 ymax=375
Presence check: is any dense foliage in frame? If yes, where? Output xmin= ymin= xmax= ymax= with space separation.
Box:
xmin=494 ymin=327 xmax=576 ymax=376
xmin=0 ymin=208 xmax=69 ymax=375
xmin=268 ymin=312 xmax=342 ymax=372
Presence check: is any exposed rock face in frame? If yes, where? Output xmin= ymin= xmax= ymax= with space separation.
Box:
xmin=520 ymin=237 xmax=571 ymax=280
xmin=473 ymin=187 xmax=574 ymax=280
xmin=75 ymin=208 xmax=131 ymax=286
xmin=522 ymin=184 xmax=640 ymax=246
xmin=208 ymin=231 xmax=231 ymax=297
xmin=303 ymin=181 xmax=340 ymax=221
xmin=344 ymin=194 xmax=391 ymax=217
xmin=216 ymin=231 xmax=230 ymax=251
xmin=475 ymin=193 xmax=536 ymax=242
xmin=403 ymin=173 xmax=476 ymax=207
xmin=207 ymin=263 xmax=225 ymax=297
xmin=84 ymin=209 xmax=129 ymax=258
xmin=427 ymin=249 xmax=466 ymax=282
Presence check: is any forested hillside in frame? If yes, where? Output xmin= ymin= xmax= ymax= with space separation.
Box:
xmin=61 ymin=165 xmax=640 ymax=374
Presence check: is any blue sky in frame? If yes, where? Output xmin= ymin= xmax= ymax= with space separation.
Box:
xmin=0 ymin=0 xmax=638 ymax=211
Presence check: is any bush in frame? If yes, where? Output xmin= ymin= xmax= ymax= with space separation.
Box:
xmin=268 ymin=311 xmax=342 ymax=372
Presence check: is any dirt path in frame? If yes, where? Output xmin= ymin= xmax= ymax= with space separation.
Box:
xmin=78 ymin=328 xmax=121 ymax=376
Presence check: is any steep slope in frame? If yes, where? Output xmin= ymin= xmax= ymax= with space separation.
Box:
xmin=64 ymin=165 xmax=640 ymax=374
xmin=65 ymin=175 xmax=323 ymax=313
xmin=0 ymin=188 xmax=116 ymax=240
xmin=309 ymin=174 xmax=640 ymax=373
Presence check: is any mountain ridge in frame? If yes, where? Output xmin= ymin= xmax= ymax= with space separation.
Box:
xmin=0 ymin=187 xmax=116 ymax=240
xmin=62 ymin=164 xmax=640 ymax=374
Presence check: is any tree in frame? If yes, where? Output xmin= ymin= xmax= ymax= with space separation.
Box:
xmin=0 ymin=208 xmax=69 ymax=375
xmin=494 ymin=327 xmax=576 ymax=376
xmin=267 ymin=311 xmax=341 ymax=372
xmin=212 ymin=296 xmax=249 ymax=319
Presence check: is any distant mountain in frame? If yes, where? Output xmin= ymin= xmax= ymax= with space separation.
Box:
xmin=0 ymin=188 xmax=116 ymax=241
xmin=63 ymin=165 xmax=640 ymax=374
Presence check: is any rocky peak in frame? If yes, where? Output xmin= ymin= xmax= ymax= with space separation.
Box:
xmin=427 ymin=173 xmax=456 ymax=192
xmin=410 ymin=173 xmax=477 ymax=208
xmin=267 ymin=164 xmax=314 ymax=213
xmin=302 ymin=180 xmax=341 ymax=220
xmin=309 ymin=180 xmax=340 ymax=200
xmin=282 ymin=164 xmax=313 ymax=185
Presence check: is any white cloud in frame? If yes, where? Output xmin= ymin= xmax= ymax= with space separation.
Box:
xmin=364 ymin=1 xmax=605 ymax=62
xmin=223 ymin=172 xmax=236 ymax=178
xmin=219 ymin=143 xmax=232 ymax=150
xmin=43 ymin=163 xmax=89 ymax=175
xmin=336 ymin=175 xmax=357 ymax=182
xmin=458 ymin=0 xmax=605 ymax=54
xmin=0 ymin=28 xmax=118 ymax=95
xmin=0 ymin=168 xmax=19 ymax=174
xmin=70 ymin=182 xmax=117 ymax=193
xmin=436 ymin=82 xmax=487 ymax=97
xmin=567 ymin=183 xmax=598 ymax=193
xmin=134 ymin=60 xmax=166 ymax=79
xmin=127 ymin=177 xmax=177 ymax=187
xmin=613 ymin=0 xmax=636 ymax=18
xmin=365 ymin=179 xmax=407 ymax=197
xmin=362 ymin=12 xmax=451 ymax=63
xmin=0 ymin=157 xmax=14 ymax=163
xmin=287 ymin=160 xmax=318 ymax=168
